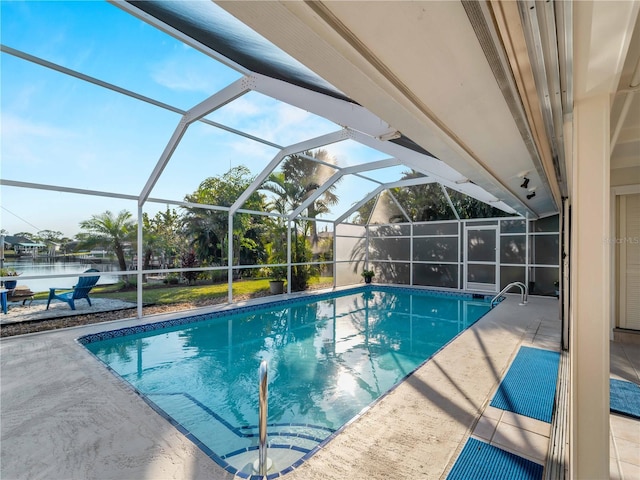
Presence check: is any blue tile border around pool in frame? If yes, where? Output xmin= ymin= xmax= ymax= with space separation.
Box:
xmin=77 ymin=285 xmax=494 ymax=346
xmin=77 ymin=284 xmax=497 ymax=478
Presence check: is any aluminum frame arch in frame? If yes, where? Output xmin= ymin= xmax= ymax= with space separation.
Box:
xmin=139 ymin=77 xmax=253 ymax=205
xmin=229 ymin=129 xmax=351 ymax=216
xmin=334 ymin=177 xmax=441 ymax=225
xmin=288 ymin=158 xmax=403 ymax=221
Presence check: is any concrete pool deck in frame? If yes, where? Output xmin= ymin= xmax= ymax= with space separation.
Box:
xmin=2 ymin=293 xmax=562 ymax=479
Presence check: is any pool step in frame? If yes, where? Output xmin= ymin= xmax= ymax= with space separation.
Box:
xmin=222 ymin=444 xmax=309 ymax=476
xmin=222 ymin=423 xmax=332 ymax=474
xmin=240 ymin=422 xmax=332 ymax=449
xmin=147 ymin=391 xmax=334 ymax=474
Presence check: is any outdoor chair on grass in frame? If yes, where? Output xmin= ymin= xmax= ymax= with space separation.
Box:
xmin=46 ymin=269 xmax=100 ymax=310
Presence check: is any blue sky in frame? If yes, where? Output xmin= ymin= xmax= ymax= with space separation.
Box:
xmin=0 ymin=1 xmax=406 ymax=238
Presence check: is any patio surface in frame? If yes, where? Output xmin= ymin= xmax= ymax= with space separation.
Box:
xmin=0 ymin=292 xmax=629 ymax=479
xmin=610 ymin=341 xmax=640 ymax=479
xmin=0 ymin=298 xmax=137 ymax=325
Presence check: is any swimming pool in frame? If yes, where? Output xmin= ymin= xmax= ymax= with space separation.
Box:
xmin=80 ymin=286 xmax=492 ymax=478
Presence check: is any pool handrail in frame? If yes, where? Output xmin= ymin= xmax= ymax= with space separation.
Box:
xmin=491 ymin=282 xmax=528 ymax=307
xmin=258 ymin=360 xmax=269 ymax=475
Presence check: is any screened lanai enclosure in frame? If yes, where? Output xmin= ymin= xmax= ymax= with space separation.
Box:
xmin=0 ymin=1 xmax=559 ymax=317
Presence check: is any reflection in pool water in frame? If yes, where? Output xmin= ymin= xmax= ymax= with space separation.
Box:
xmin=83 ymin=287 xmax=491 ymax=477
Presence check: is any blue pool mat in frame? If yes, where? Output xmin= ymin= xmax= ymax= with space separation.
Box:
xmin=610 ymin=378 xmax=640 ymax=419
xmin=490 ymin=346 xmax=560 ymax=423
xmin=447 ymin=438 xmax=543 ymax=480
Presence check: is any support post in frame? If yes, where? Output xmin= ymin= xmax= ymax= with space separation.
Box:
xmin=287 ymin=220 xmax=292 ymax=294
xmin=228 ymin=213 xmax=233 ymax=303
xmin=569 ymin=93 xmax=610 ymax=479
xmin=333 ymin=222 xmax=337 ymax=288
xmin=137 ymin=205 xmax=143 ymax=319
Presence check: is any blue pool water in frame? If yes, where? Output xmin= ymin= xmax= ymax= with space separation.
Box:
xmin=81 ymin=287 xmax=492 ymax=477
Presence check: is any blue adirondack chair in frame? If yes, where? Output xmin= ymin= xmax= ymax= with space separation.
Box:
xmin=46 ymin=269 xmax=100 ymax=310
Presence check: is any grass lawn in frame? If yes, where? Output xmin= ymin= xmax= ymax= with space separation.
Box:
xmin=47 ymin=276 xmax=335 ymax=305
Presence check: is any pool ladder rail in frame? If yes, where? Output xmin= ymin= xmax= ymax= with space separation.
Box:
xmin=491 ymin=282 xmax=528 ymax=307
xmin=255 ymin=359 xmax=271 ymax=475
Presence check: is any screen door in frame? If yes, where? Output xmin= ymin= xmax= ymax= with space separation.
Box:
xmin=465 ymin=226 xmax=498 ymax=292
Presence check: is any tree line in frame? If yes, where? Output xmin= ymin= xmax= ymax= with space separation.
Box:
xmin=4 ymin=151 xmax=507 ymax=291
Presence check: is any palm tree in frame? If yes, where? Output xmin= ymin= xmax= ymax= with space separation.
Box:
xmin=279 ymin=149 xmax=340 ymax=245
xmin=261 ymin=171 xmax=312 ymax=216
xmin=79 ymin=210 xmax=135 ymax=272
xmin=261 ymin=171 xmax=311 ymax=288
xmin=261 ymin=149 xmax=341 ymax=290
xmin=392 ymin=170 xmax=509 ymax=222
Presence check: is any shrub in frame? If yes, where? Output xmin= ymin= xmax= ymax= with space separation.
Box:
xmin=181 ymin=251 xmax=199 ymax=285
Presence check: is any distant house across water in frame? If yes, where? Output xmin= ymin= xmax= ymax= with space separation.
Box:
xmin=2 ymin=236 xmax=47 ymax=256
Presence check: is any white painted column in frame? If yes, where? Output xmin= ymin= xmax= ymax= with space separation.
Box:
xmin=569 ymin=93 xmax=610 ymax=479
xmin=287 ymin=220 xmax=292 ymax=294
xmin=137 ymin=205 xmax=143 ymax=319
xmin=228 ymin=213 xmax=233 ymax=303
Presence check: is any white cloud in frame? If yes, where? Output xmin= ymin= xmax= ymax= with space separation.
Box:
xmin=1 ymin=113 xmax=76 ymax=140
xmin=212 ymin=98 xmax=338 ymax=148
xmin=0 ymin=112 xmax=144 ymax=193
xmin=220 ymin=96 xmax=263 ymax=118
xmin=1 ymin=114 xmax=81 ymax=171
xmin=150 ymin=55 xmax=221 ymax=93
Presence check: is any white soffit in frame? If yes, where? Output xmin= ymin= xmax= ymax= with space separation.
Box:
xmin=575 ymin=2 xmax=640 ymax=174
xmin=573 ymin=1 xmax=639 ymax=99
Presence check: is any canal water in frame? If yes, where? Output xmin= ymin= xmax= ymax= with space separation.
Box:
xmin=2 ymin=259 xmax=121 ymax=294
